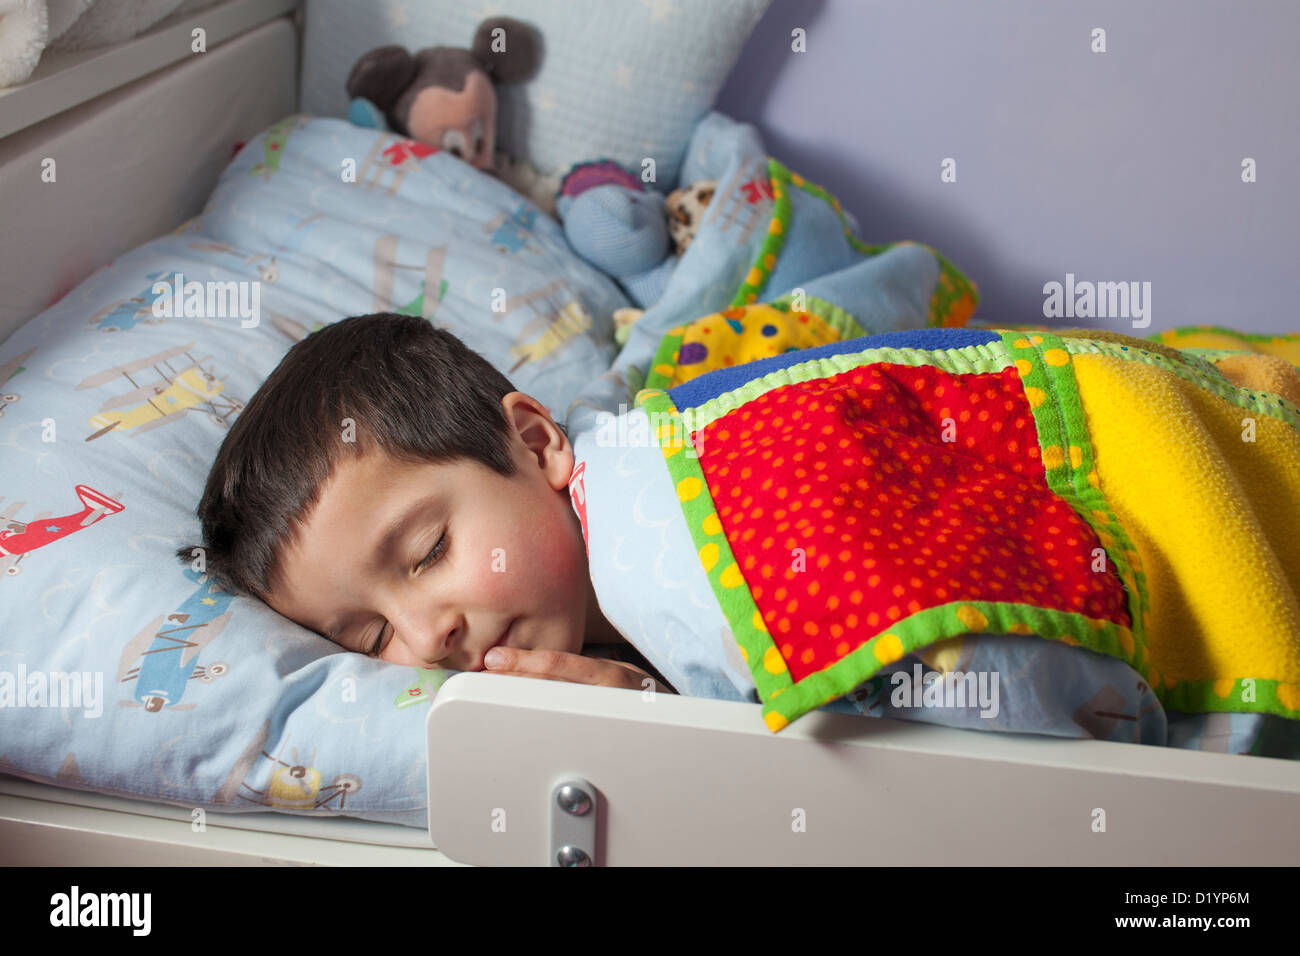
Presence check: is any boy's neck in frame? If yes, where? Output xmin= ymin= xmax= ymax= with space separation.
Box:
xmin=582 ymin=561 xmax=625 ymax=644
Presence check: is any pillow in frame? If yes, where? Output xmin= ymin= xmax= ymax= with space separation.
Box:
xmin=0 ymin=114 xmax=627 ymax=828
xmin=300 ymin=0 xmax=772 ymax=195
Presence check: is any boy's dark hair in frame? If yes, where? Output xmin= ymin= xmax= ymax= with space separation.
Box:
xmin=174 ymin=313 xmax=520 ymax=601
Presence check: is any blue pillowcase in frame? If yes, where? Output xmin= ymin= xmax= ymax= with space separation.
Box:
xmin=0 ymin=115 xmax=627 ymax=828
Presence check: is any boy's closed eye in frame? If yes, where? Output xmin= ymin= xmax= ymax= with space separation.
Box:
xmin=361 ymin=530 xmax=450 ymax=658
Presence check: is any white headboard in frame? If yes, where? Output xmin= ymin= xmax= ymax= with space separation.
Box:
xmin=0 ymin=10 xmax=300 ymax=345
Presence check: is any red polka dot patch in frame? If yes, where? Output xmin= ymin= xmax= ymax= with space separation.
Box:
xmin=695 ymin=362 xmax=1131 ymax=683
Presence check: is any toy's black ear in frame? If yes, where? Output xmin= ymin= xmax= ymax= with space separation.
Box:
xmin=472 ymin=17 xmax=542 ymax=85
xmin=345 ymin=45 xmax=417 ymax=114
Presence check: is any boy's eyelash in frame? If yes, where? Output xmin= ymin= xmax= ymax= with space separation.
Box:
xmin=416 ymin=533 xmax=447 ymax=573
xmin=369 ymin=534 xmax=447 ymax=657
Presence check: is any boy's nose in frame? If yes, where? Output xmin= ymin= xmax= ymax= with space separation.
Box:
xmin=392 ymin=606 xmax=463 ymax=665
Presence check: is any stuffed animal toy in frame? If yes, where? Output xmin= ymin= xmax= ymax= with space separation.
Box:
xmin=665 ymin=180 xmax=717 ymax=256
xmin=558 ymin=184 xmax=677 ymax=309
xmin=345 ymin=16 xmax=540 ymax=173
xmin=557 ymin=162 xmax=717 ymax=338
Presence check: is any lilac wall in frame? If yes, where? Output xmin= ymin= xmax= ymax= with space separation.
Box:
xmin=716 ymin=0 xmax=1299 ymax=334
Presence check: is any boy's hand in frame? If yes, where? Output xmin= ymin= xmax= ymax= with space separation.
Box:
xmin=483 ymin=647 xmax=672 ymax=694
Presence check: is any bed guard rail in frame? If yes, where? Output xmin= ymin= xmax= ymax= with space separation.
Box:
xmin=426 ymin=673 xmax=1300 ymax=867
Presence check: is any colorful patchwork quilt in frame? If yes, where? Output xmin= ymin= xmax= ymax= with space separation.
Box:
xmin=584 ymin=316 xmax=1300 ymax=734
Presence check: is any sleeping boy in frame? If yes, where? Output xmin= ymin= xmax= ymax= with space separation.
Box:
xmin=175 ymin=311 xmax=676 ymax=695
xmin=179 ymin=308 xmax=1300 ymax=735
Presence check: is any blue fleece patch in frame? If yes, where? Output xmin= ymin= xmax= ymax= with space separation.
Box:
xmin=666 ymin=327 xmax=1000 ymax=410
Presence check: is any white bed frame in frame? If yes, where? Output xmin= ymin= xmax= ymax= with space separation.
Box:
xmin=5 ymin=674 xmax=1300 ymax=866
xmin=2 ymin=2 xmax=1298 ymax=868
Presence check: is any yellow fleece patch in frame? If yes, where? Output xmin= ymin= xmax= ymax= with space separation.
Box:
xmin=1071 ymin=353 xmax=1300 ymax=681
xmin=1213 ymin=353 xmax=1300 ymax=407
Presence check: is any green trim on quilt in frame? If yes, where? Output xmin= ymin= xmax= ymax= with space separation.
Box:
xmin=1177 ymin=347 xmax=1255 ymax=363
xmin=675 ymin=339 xmax=1017 ymax=431
xmin=643 ymin=324 xmax=688 ymax=391
xmin=1149 ymin=324 xmax=1299 ymax=346
xmin=730 ymin=159 xmax=980 ymax=327
xmin=731 ymin=159 xmax=794 ymax=306
xmin=768 ymin=293 xmax=865 ymax=339
xmin=755 ymin=600 xmax=1150 ymax=732
xmin=767 ymin=158 xmax=980 ymax=327
xmin=1159 ymin=676 xmax=1300 ymax=720
xmin=999 ymin=331 xmax=1152 ymax=674
xmin=1062 ymin=334 xmax=1231 ymax=382
xmin=772 ymin=159 xmax=880 ymax=260
xmin=920 ymin=245 xmax=981 ymax=327
xmin=1057 ymin=337 xmax=1300 ymax=429
xmin=634 ymin=388 xmax=797 ymax=711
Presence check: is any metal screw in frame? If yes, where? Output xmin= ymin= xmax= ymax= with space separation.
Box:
xmin=556 ymin=785 xmax=592 ymax=816
xmin=556 ymin=845 xmax=591 ymax=867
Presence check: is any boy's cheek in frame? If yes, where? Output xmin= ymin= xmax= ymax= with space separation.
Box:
xmin=475 ymin=504 xmax=586 ymax=603
xmin=475 ymin=541 xmax=519 ymax=596
xmin=489 ymin=535 xmax=581 ymax=608
xmin=473 ymin=536 xmax=553 ymax=599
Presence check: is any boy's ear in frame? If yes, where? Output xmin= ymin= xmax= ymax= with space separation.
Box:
xmin=500 ymin=391 xmax=572 ymax=488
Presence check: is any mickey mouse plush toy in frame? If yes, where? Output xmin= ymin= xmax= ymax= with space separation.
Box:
xmin=345 ymin=17 xmax=540 ymax=172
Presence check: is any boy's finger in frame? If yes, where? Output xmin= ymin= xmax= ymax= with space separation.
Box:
xmin=486 ymin=648 xmax=625 ymax=687
xmin=485 ymin=647 xmax=585 ymax=679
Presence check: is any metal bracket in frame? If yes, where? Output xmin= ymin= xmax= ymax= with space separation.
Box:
xmin=549 ymin=777 xmax=597 ymax=866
